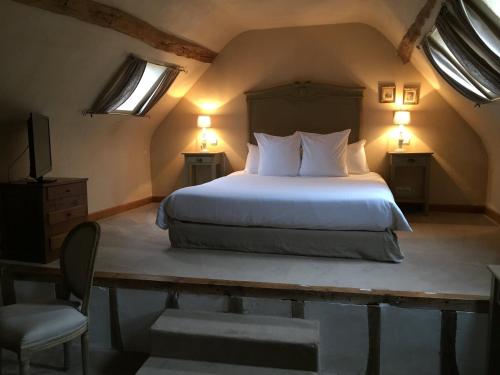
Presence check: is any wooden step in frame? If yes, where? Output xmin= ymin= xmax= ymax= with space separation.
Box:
xmin=136 ymin=357 xmax=318 ymax=375
xmin=151 ymin=309 xmax=320 ymax=372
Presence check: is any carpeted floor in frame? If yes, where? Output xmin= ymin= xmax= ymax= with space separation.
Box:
xmin=25 ymin=204 xmax=500 ymax=297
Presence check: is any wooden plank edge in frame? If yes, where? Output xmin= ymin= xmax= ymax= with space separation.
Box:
xmin=486 ymin=207 xmax=500 ymax=224
xmin=88 ymin=196 xmax=152 ymax=221
xmin=1 ymin=264 xmax=489 ymax=313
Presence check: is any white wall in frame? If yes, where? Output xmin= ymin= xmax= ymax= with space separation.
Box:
xmin=0 ymin=1 xmax=209 ymax=213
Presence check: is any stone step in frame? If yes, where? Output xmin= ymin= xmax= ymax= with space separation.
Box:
xmin=136 ymin=357 xmax=319 ymax=375
xmin=151 ymin=309 xmax=320 ymax=372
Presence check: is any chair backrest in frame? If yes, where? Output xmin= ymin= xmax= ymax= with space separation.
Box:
xmin=60 ymin=221 xmax=100 ymax=316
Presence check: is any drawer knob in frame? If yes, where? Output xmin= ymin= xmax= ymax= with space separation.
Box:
xmin=197 ymin=158 xmax=203 ymax=163
xmin=407 ymin=158 xmax=416 ymax=163
xmin=65 ymin=189 xmax=71 ymax=193
xmin=66 ymin=212 xmax=72 ymax=217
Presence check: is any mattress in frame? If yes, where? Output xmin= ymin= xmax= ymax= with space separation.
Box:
xmin=156 ymin=171 xmax=411 ymax=232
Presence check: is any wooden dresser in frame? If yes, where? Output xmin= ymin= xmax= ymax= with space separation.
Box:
xmin=0 ymin=178 xmax=88 ymax=263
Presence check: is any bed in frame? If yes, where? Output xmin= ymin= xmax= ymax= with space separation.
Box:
xmin=156 ymin=82 xmax=411 ymax=262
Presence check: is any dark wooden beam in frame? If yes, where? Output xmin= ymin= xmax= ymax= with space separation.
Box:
xmin=291 ymin=300 xmax=305 ymax=319
xmin=12 ymin=0 xmax=218 ymax=63
xmin=397 ymin=0 xmax=438 ymax=64
xmin=440 ymin=310 xmax=459 ymax=375
xmin=228 ymin=296 xmax=244 ymax=314
xmin=165 ymin=291 xmax=180 ymax=309
xmin=366 ymin=304 xmax=381 ymax=375
xmin=109 ymin=287 xmax=124 ymax=351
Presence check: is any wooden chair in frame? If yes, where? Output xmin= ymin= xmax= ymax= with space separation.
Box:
xmin=0 ymin=222 xmax=101 ymax=375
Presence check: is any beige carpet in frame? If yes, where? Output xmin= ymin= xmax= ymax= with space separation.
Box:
xmin=69 ymin=204 xmax=500 ymax=298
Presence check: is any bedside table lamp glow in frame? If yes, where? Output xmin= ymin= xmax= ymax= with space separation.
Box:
xmin=197 ymin=115 xmax=211 ymax=152
xmin=393 ymin=110 xmax=411 ymax=152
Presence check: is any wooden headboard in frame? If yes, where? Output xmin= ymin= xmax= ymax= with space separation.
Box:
xmin=246 ymin=82 xmax=364 ymax=144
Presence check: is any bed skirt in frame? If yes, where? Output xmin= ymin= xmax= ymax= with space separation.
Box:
xmin=168 ymin=219 xmax=404 ymax=263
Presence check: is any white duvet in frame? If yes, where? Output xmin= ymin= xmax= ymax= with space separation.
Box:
xmin=156 ymin=172 xmax=411 ymax=232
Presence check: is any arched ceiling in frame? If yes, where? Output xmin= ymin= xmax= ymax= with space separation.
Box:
xmin=100 ymin=0 xmax=427 ymax=52
xmin=102 ymin=0 xmax=500 ymax=209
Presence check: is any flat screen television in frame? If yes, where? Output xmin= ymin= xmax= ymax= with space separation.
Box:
xmin=27 ymin=113 xmax=53 ymax=181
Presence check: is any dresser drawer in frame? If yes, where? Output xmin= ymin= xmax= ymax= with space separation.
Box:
xmin=47 ymin=183 xmax=85 ymax=201
xmin=392 ymin=155 xmax=428 ymax=167
xmin=49 ymin=216 xmax=87 ymax=236
xmin=47 ymin=205 xmax=87 ymax=226
xmin=49 ymin=232 xmax=68 ymax=252
xmin=46 ymin=195 xmax=86 ymax=212
xmin=186 ymin=156 xmax=217 ymax=164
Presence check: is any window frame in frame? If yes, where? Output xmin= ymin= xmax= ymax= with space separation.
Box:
xmin=110 ymin=61 xmax=168 ymax=116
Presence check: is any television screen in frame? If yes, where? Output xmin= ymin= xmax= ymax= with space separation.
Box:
xmin=28 ymin=113 xmax=52 ymax=180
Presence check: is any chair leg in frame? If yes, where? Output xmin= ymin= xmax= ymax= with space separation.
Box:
xmin=18 ymin=356 xmax=29 ymax=375
xmin=81 ymin=333 xmax=89 ymax=375
xmin=63 ymin=342 xmax=71 ymax=371
xmin=0 ymin=348 xmax=3 ymax=375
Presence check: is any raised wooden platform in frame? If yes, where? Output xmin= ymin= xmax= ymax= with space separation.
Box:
xmin=2 ymin=203 xmax=498 ymax=375
xmin=0 ymin=263 xmax=489 ymax=313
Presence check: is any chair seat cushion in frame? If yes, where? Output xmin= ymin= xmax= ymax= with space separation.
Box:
xmin=0 ymin=303 xmax=88 ymax=351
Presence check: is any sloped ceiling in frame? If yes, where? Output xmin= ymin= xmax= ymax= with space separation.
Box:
xmin=100 ymin=0 xmax=500 ymax=209
xmin=104 ymin=0 xmax=500 ymax=210
xmin=5 ymin=0 xmax=498 ymax=210
xmin=100 ymin=0 xmax=425 ymax=51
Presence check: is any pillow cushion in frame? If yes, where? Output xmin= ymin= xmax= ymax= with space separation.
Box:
xmin=347 ymin=139 xmax=370 ymax=174
xmin=254 ymin=133 xmax=301 ymax=176
xmin=244 ymin=143 xmax=259 ymax=174
xmin=298 ymin=130 xmax=351 ymax=177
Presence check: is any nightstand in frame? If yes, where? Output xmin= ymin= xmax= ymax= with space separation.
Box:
xmin=388 ymin=152 xmax=433 ymax=213
xmin=183 ymin=152 xmax=224 ymax=186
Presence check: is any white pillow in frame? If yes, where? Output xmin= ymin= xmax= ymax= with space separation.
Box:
xmin=298 ymin=130 xmax=350 ymax=177
xmin=244 ymin=143 xmax=259 ymax=174
xmin=254 ymin=133 xmax=301 ymax=176
xmin=347 ymin=139 xmax=370 ymax=174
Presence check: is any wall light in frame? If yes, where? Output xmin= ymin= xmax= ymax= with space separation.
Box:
xmin=393 ymin=110 xmax=411 ymax=152
xmin=197 ymin=115 xmax=212 ymax=152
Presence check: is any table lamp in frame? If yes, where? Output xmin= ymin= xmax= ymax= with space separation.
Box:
xmin=197 ymin=115 xmax=211 ymax=152
xmin=393 ymin=110 xmax=411 ymax=152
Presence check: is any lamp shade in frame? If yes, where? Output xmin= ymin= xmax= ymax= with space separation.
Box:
xmin=197 ymin=115 xmax=211 ymax=128
xmin=393 ymin=111 xmax=411 ymax=125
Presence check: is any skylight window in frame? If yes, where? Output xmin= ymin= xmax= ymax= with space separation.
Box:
xmin=461 ymin=0 xmax=500 ymax=57
xmin=115 ymin=63 xmax=166 ymax=113
xmin=88 ymin=55 xmax=181 ymax=116
xmin=429 ymin=30 xmax=489 ymax=99
xmin=423 ymin=0 xmax=500 ymax=105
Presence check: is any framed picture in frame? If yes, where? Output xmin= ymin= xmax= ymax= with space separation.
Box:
xmin=403 ymin=84 xmax=420 ymax=105
xmin=378 ymin=82 xmax=396 ymax=103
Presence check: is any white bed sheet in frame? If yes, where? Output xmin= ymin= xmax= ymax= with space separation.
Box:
xmin=157 ymin=171 xmax=411 ymax=232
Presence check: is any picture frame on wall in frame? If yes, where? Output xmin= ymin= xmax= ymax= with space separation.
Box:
xmin=378 ymin=82 xmax=396 ymax=103
xmin=403 ymin=84 xmax=420 ymax=105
